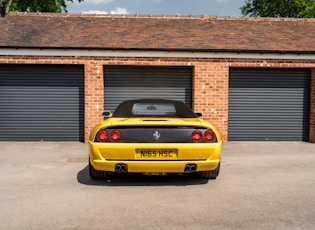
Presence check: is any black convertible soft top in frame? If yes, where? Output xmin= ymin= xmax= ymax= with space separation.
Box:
xmin=113 ymin=99 xmax=198 ymax=118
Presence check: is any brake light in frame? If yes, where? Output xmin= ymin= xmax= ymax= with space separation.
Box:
xmin=192 ymin=130 xmax=202 ymax=142
xmin=204 ymin=130 xmax=215 ymax=142
xmin=97 ymin=130 xmax=108 ymax=141
xmin=110 ymin=130 xmax=121 ymax=142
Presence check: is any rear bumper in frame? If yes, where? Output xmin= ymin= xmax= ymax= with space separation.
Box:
xmin=89 ymin=141 xmax=221 ymax=173
xmin=90 ymin=159 xmax=220 ymax=173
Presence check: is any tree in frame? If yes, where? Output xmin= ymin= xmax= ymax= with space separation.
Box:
xmin=240 ymin=0 xmax=315 ymax=18
xmin=0 ymin=0 xmax=84 ymax=16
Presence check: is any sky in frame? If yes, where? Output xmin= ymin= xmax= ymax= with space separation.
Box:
xmin=67 ymin=0 xmax=246 ymax=17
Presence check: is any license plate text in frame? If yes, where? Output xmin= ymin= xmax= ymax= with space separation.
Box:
xmin=140 ymin=149 xmax=174 ymax=158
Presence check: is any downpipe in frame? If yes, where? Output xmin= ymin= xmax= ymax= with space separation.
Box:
xmin=184 ymin=164 xmax=197 ymax=173
xmin=115 ymin=164 xmax=128 ymax=173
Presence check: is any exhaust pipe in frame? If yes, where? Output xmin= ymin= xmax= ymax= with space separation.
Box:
xmin=184 ymin=164 xmax=197 ymax=173
xmin=115 ymin=164 xmax=128 ymax=173
xmin=190 ymin=165 xmax=197 ymax=171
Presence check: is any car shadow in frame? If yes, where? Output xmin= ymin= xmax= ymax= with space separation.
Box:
xmin=77 ymin=165 xmax=209 ymax=186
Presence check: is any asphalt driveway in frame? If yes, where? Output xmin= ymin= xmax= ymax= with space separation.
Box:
xmin=0 ymin=141 xmax=314 ymax=230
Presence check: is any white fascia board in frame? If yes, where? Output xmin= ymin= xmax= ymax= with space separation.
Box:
xmin=1 ymin=48 xmax=315 ymax=60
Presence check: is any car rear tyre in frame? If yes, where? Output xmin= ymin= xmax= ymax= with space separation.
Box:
xmin=89 ymin=160 xmax=109 ymax=180
xmin=200 ymin=162 xmax=220 ymax=179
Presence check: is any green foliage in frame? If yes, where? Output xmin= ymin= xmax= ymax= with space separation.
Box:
xmin=2 ymin=0 xmax=84 ymax=13
xmin=241 ymin=0 xmax=315 ymax=18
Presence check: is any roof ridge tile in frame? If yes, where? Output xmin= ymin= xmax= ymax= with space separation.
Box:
xmin=5 ymin=11 xmax=315 ymax=22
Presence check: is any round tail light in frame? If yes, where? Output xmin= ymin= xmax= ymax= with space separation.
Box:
xmin=204 ymin=130 xmax=215 ymax=142
xmin=97 ymin=130 xmax=108 ymax=141
xmin=192 ymin=130 xmax=202 ymax=142
xmin=110 ymin=130 xmax=121 ymax=142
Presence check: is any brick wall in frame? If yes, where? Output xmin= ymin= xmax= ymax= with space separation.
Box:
xmin=193 ymin=62 xmax=229 ymax=141
xmin=310 ymin=68 xmax=315 ymax=143
xmin=0 ymin=56 xmax=314 ymax=143
xmin=84 ymin=61 xmax=104 ymax=140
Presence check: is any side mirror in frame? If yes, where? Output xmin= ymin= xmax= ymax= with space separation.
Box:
xmin=195 ymin=112 xmax=203 ymax=117
xmin=102 ymin=111 xmax=113 ymax=120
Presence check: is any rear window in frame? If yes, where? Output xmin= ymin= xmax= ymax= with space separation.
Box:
xmin=113 ymin=99 xmax=198 ymax=118
xmin=132 ymin=103 xmax=176 ymax=116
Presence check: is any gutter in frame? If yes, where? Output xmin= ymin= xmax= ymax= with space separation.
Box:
xmin=2 ymin=46 xmax=315 ymax=55
xmin=1 ymin=46 xmax=315 ymax=60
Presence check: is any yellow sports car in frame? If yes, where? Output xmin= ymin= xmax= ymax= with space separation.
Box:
xmin=89 ymin=99 xmax=222 ymax=180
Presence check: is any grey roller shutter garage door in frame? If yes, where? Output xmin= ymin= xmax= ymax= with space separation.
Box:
xmin=0 ymin=64 xmax=84 ymax=141
xmin=104 ymin=66 xmax=192 ymax=111
xmin=229 ymin=68 xmax=310 ymax=141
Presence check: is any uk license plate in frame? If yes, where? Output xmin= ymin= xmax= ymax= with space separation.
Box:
xmin=136 ymin=149 xmax=177 ymax=159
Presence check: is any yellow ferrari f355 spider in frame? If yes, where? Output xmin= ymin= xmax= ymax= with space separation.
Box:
xmin=89 ymin=99 xmax=222 ymax=180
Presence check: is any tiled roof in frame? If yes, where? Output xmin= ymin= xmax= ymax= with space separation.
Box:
xmin=0 ymin=12 xmax=314 ymax=53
